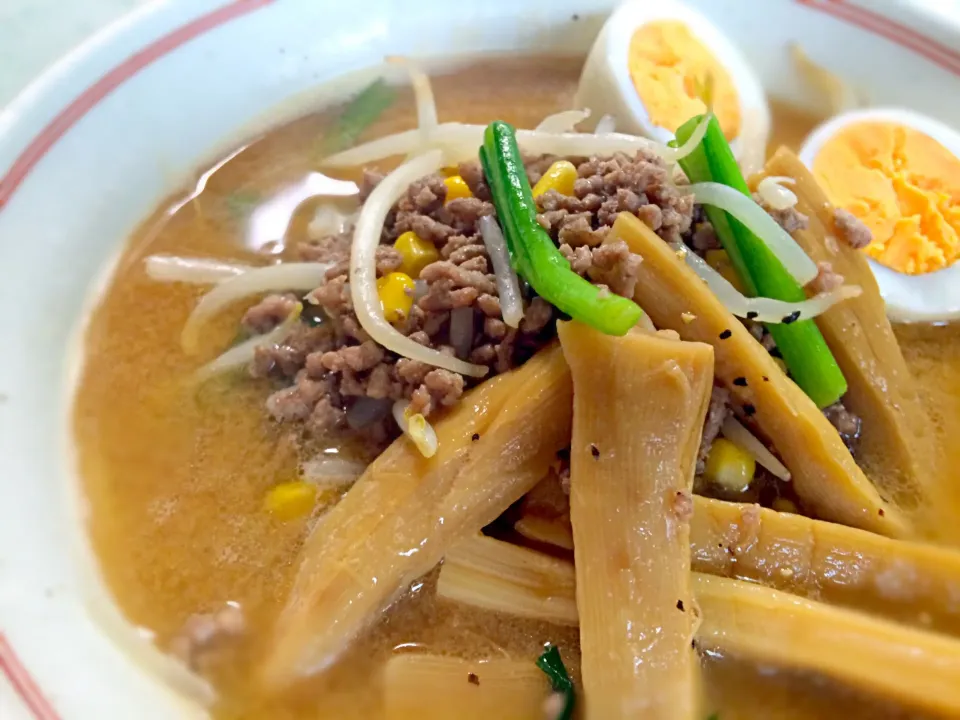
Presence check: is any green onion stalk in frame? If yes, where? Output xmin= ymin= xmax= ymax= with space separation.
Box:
xmin=675 ymin=114 xmax=847 ymax=408
xmin=480 ymin=121 xmax=644 ymax=336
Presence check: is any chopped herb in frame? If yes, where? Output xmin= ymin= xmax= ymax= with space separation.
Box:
xmin=224 ymin=190 xmax=261 ymax=219
xmin=300 ymin=300 xmax=327 ymax=327
xmin=317 ymin=78 xmax=397 ymax=159
xmin=719 ymin=329 xmax=732 ymax=340
xmin=733 ymin=376 xmax=748 ymax=387
xmin=536 ymin=645 xmax=574 ymax=720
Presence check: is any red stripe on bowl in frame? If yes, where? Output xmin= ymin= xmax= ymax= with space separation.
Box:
xmin=796 ymin=0 xmax=960 ymax=76
xmin=0 ymin=634 xmax=61 ymax=720
xmin=0 ymin=0 xmax=276 ymax=212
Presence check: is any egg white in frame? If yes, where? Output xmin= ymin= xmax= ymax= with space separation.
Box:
xmin=575 ymin=0 xmax=770 ymax=173
xmin=799 ymin=108 xmax=960 ymax=323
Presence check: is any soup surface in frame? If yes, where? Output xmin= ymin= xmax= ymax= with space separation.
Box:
xmin=73 ymin=57 xmax=960 ymax=719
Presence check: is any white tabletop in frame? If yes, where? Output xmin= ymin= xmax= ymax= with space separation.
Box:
xmin=0 ymin=0 xmax=150 ymax=108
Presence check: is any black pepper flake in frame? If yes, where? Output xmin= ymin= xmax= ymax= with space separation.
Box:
xmin=719 ymin=329 xmax=732 ymax=340
xmin=770 ymin=347 xmax=783 ymax=358
xmin=733 ymin=376 xmax=748 ymax=387
xmin=467 ymin=672 xmax=480 ymax=686
xmin=879 ymin=508 xmax=886 ymax=517
xmin=743 ymin=403 xmax=756 ymax=417
xmin=571 ymin=12 xmax=580 ymax=20
xmin=676 ymin=599 xmax=685 ymax=611
xmin=590 ymin=444 xmax=600 ymax=459
xmin=717 ymin=543 xmax=723 ymax=548
xmin=762 ymin=375 xmax=770 ymax=382
xmin=746 ymin=311 xmax=758 ymax=320
xmin=471 ymin=433 xmax=480 ymax=442
xmin=782 ymin=310 xmax=801 ymax=324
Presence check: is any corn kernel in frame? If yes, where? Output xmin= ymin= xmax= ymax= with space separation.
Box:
xmin=705 ymin=249 xmax=746 ymax=293
xmin=772 ymin=497 xmax=799 ymax=514
xmin=443 ymin=175 xmax=473 ymax=204
xmin=703 ymin=438 xmax=755 ymax=493
xmin=264 ymin=481 xmax=317 ymax=520
xmin=377 ymin=271 xmax=415 ymax=324
xmin=532 ymin=160 xmax=578 ymax=198
xmin=394 ymin=231 xmax=439 ymax=278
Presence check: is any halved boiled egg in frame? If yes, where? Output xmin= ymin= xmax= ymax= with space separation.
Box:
xmin=799 ymin=108 xmax=960 ymax=322
xmin=575 ymin=0 xmax=770 ymax=173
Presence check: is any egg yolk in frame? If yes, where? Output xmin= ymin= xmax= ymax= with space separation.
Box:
xmin=813 ymin=122 xmax=960 ymax=275
xmin=628 ymin=20 xmax=741 ymax=140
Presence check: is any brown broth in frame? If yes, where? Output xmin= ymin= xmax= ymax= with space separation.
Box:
xmin=73 ymin=57 xmax=958 ymax=719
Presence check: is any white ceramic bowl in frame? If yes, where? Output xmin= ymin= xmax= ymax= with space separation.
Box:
xmin=3 ymin=1 xmax=960 ymax=717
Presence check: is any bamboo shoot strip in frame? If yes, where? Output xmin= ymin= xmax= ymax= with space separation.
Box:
xmin=514 ymin=514 xmax=574 ymax=551
xmin=691 ymin=496 xmax=960 ymax=637
xmin=262 ymin=345 xmax=572 ymax=688
xmin=437 ymin=534 xmax=577 ymax=626
xmin=447 ymin=500 xmax=960 ymax=637
xmin=559 ymin=321 xmax=714 ymax=720
xmin=753 ymin=148 xmax=934 ymax=515
xmin=438 ymin=535 xmax=960 ymax=718
xmin=383 ymin=655 xmax=551 ymax=720
xmin=610 ymin=212 xmax=909 ymax=537
xmin=695 ymin=573 xmax=960 ymax=719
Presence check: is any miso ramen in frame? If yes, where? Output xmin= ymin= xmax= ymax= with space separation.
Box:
xmin=72 ymin=34 xmax=960 ymax=720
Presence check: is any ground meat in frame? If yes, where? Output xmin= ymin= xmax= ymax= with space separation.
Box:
xmin=408 ymin=368 xmax=465 ymax=416
xmin=169 ymin=603 xmax=244 ymax=670
xmin=417 ymin=280 xmax=479 ymax=312
xmin=251 ymin=324 xmax=334 ymax=378
xmin=587 ymin=239 xmax=643 ymax=297
xmin=537 ymin=150 xmax=695 ymax=245
xmin=241 ymin=293 xmax=298 ymax=334
xmin=557 ymin=240 xmax=644 ymax=297
xmin=520 ymin=297 xmax=554 ymax=334
xmin=419 ymin=260 xmax=497 ymax=296
xmin=298 ymin=227 xmax=347 ymax=261
xmin=316 ymin=341 xmax=385 ymax=373
xmin=834 ymin=208 xmax=872 ymax=249
xmin=697 ymin=386 xmax=731 ymax=475
xmin=823 ymin=400 xmax=862 ymax=451
xmin=375 ymin=245 xmax=403 ymax=275
xmin=246 ymin=148 xmax=700 ymax=451
xmin=307 ymin=397 xmax=347 ymax=437
xmin=358 ymin=169 xmax=385 ymax=202
xmin=559 ymin=243 xmax=593 ymax=274
xmin=691 ymin=221 xmax=720 ymax=252
xmin=457 ymin=160 xmax=490 ymax=200
xmin=766 ymin=203 xmax=809 ymax=234
xmin=309 ymin=275 xmax=352 ymax=318
xmin=810 ymin=261 xmax=844 ymax=294
xmin=476 ymin=293 xmax=501 ymax=317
